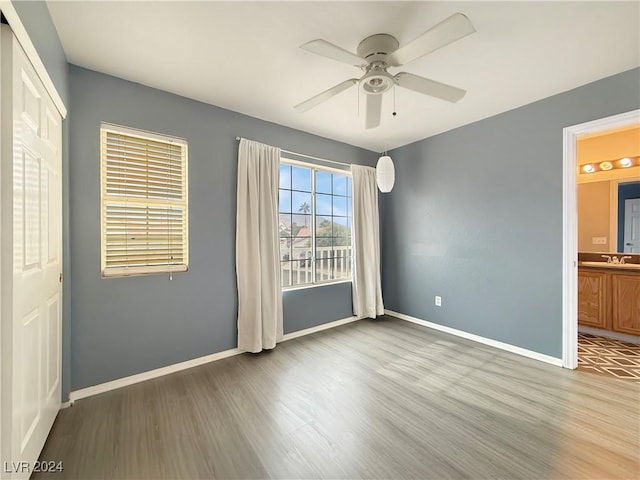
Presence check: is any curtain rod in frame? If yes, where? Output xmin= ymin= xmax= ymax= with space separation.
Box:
xmin=235 ymin=136 xmax=350 ymax=168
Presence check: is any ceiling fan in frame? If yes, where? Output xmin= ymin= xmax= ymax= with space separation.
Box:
xmin=294 ymin=13 xmax=476 ymax=129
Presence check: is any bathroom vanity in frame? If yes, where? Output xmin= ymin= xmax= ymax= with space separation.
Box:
xmin=578 ymin=261 xmax=640 ymax=335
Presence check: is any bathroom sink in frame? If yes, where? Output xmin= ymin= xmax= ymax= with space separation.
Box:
xmin=580 ymin=261 xmax=640 ymax=269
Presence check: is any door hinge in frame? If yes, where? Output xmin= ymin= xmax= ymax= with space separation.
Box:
xmin=59 ymin=273 xmax=63 ymax=283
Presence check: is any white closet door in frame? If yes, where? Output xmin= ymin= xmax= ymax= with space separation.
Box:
xmin=1 ymin=25 xmax=62 ymax=478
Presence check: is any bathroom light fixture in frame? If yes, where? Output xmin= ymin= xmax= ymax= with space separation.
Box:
xmin=376 ymin=154 xmax=395 ymax=192
xmin=620 ymin=157 xmax=633 ymax=168
xmin=599 ymin=161 xmax=613 ymax=171
xmin=580 ymin=156 xmax=639 ymax=175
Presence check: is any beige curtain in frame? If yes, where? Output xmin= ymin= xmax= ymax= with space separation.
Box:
xmin=236 ymin=139 xmax=283 ymax=352
xmin=351 ymin=165 xmax=384 ymax=318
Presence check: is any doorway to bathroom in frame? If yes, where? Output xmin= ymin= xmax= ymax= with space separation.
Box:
xmin=562 ymin=109 xmax=640 ymax=381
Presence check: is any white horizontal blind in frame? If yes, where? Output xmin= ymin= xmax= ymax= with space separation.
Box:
xmin=101 ymin=124 xmax=188 ymax=277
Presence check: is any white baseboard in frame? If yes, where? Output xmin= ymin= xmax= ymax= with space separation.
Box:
xmin=60 ymin=401 xmax=72 ymax=409
xmin=282 ymin=315 xmax=360 ymax=342
xmin=385 ymin=309 xmax=563 ymax=367
xmin=69 ymin=347 xmax=242 ymax=403
xmin=68 ymin=315 xmax=360 ymax=403
xmin=578 ymin=325 xmax=640 ymax=344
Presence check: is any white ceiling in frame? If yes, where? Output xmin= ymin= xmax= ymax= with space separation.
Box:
xmin=47 ymin=1 xmax=639 ymax=152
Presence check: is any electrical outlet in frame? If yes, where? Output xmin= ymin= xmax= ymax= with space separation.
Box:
xmin=435 ymin=296 xmax=442 ymax=307
xmin=592 ymin=237 xmax=607 ymax=245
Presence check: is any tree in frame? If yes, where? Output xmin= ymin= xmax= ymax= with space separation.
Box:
xmin=298 ymin=202 xmax=310 ymax=227
xmin=315 ymin=218 xmax=350 ymax=248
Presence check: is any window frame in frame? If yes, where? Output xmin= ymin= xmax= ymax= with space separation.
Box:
xmin=279 ymin=157 xmax=353 ymax=291
xmin=100 ymin=123 xmax=189 ymax=278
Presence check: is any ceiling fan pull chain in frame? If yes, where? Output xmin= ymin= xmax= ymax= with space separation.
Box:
xmin=393 ymin=85 xmax=397 ymax=117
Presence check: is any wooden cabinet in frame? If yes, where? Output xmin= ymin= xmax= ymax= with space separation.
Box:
xmin=578 ymin=269 xmax=610 ymax=329
xmin=578 ymin=267 xmax=640 ymax=335
xmin=611 ymin=274 xmax=640 ymax=335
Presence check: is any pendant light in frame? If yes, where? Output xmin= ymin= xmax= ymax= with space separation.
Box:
xmin=376 ymin=153 xmax=395 ymax=192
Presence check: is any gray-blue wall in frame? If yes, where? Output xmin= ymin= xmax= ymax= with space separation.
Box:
xmin=381 ymin=68 xmax=640 ymax=358
xmin=8 ymin=1 xmax=72 ymax=401
xmin=69 ymin=66 xmax=375 ymax=392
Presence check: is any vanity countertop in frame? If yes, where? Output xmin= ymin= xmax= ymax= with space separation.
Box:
xmin=579 ymin=261 xmax=640 ymax=271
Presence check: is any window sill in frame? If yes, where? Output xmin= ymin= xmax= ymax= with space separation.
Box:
xmin=102 ymin=265 xmax=188 ymax=278
xmin=282 ymin=279 xmax=352 ymax=292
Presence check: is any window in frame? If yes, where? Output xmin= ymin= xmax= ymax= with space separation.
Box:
xmin=279 ymin=160 xmax=352 ymax=288
xmin=100 ymin=123 xmax=188 ymax=277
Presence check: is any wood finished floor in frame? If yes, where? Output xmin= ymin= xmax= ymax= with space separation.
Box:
xmin=36 ymin=316 xmax=639 ymax=480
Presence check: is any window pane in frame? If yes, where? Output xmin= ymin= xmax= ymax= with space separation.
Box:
xmin=332 ymin=216 xmax=350 ymax=237
xmin=312 ymin=256 xmax=334 ymax=282
xmin=279 ymin=164 xmax=291 ymax=189
xmin=316 ymin=171 xmax=332 ymax=194
xmin=291 ymin=166 xmax=311 ymax=192
xmin=279 ymin=190 xmax=291 ymax=213
xmin=279 ymin=239 xmax=291 ymax=261
xmin=332 ymin=196 xmax=348 ymax=217
xmin=333 ymin=250 xmax=352 ymax=280
xmin=286 ymin=260 xmax=313 ymax=287
xmin=315 ymin=251 xmax=352 ymax=282
xmin=279 ymin=213 xmax=292 ymax=236
xmin=291 ymin=237 xmax=312 ymax=256
xmin=281 ymin=261 xmax=292 ymax=287
xmin=291 ymin=215 xmax=311 ymax=237
xmin=347 ymin=197 xmax=352 ymax=217
xmin=292 ymin=191 xmax=312 ymax=216
xmin=316 ymin=193 xmax=332 ymax=216
xmin=333 ymin=174 xmax=348 ymax=196
xmin=315 ymin=237 xmax=332 ymax=251
xmin=346 ymin=177 xmax=352 ymax=197
xmin=315 ymin=217 xmax=332 ymax=238
xmin=333 ymin=235 xmax=350 ymax=248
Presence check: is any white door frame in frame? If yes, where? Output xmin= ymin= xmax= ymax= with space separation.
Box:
xmin=562 ymin=109 xmax=640 ymax=369
xmin=0 ymin=2 xmax=67 ymax=118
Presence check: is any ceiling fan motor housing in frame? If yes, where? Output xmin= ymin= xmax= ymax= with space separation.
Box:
xmin=357 ymin=33 xmax=399 ymax=63
xmin=357 ymin=34 xmax=399 ymax=95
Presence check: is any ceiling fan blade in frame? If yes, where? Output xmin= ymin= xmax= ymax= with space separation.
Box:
xmin=395 ymin=72 xmax=466 ymax=103
xmin=300 ymin=39 xmax=366 ymax=67
xmin=294 ymin=79 xmax=358 ymax=112
xmin=365 ymin=93 xmax=382 ymax=130
xmin=388 ymin=13 xmax=475 ymax=66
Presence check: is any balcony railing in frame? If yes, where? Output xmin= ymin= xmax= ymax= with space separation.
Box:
xmin=281 ymin=245 xmax=352 ymax=287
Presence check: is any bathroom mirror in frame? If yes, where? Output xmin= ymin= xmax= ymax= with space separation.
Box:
xmin=578 ymin=178 xmax=640 ymax=254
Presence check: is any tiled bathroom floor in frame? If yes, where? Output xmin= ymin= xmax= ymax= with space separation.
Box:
xmin=578 ymin=333 xmax=640 ymax=382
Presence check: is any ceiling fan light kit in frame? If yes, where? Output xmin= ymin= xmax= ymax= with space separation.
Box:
xmin=294 ymin=13 xmax=476 ymax=130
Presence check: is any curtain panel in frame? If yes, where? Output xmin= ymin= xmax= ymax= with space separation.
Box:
xmin=236 ymin=139 xmax=283 ymax=352
xmin=351 ymin=165 xmax=384 ymax=318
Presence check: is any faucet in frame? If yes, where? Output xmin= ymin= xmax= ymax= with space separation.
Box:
xmin=601 ymin=255 xmax=612 ymax=263
xmin=612 ymin=256 xmax=620 ymax=264
xmin=620 ymin=256 xmax=633 ymax=265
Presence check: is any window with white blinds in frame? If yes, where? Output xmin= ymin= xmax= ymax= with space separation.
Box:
xmin=100 ymin=123 xmax=188 ymax=277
